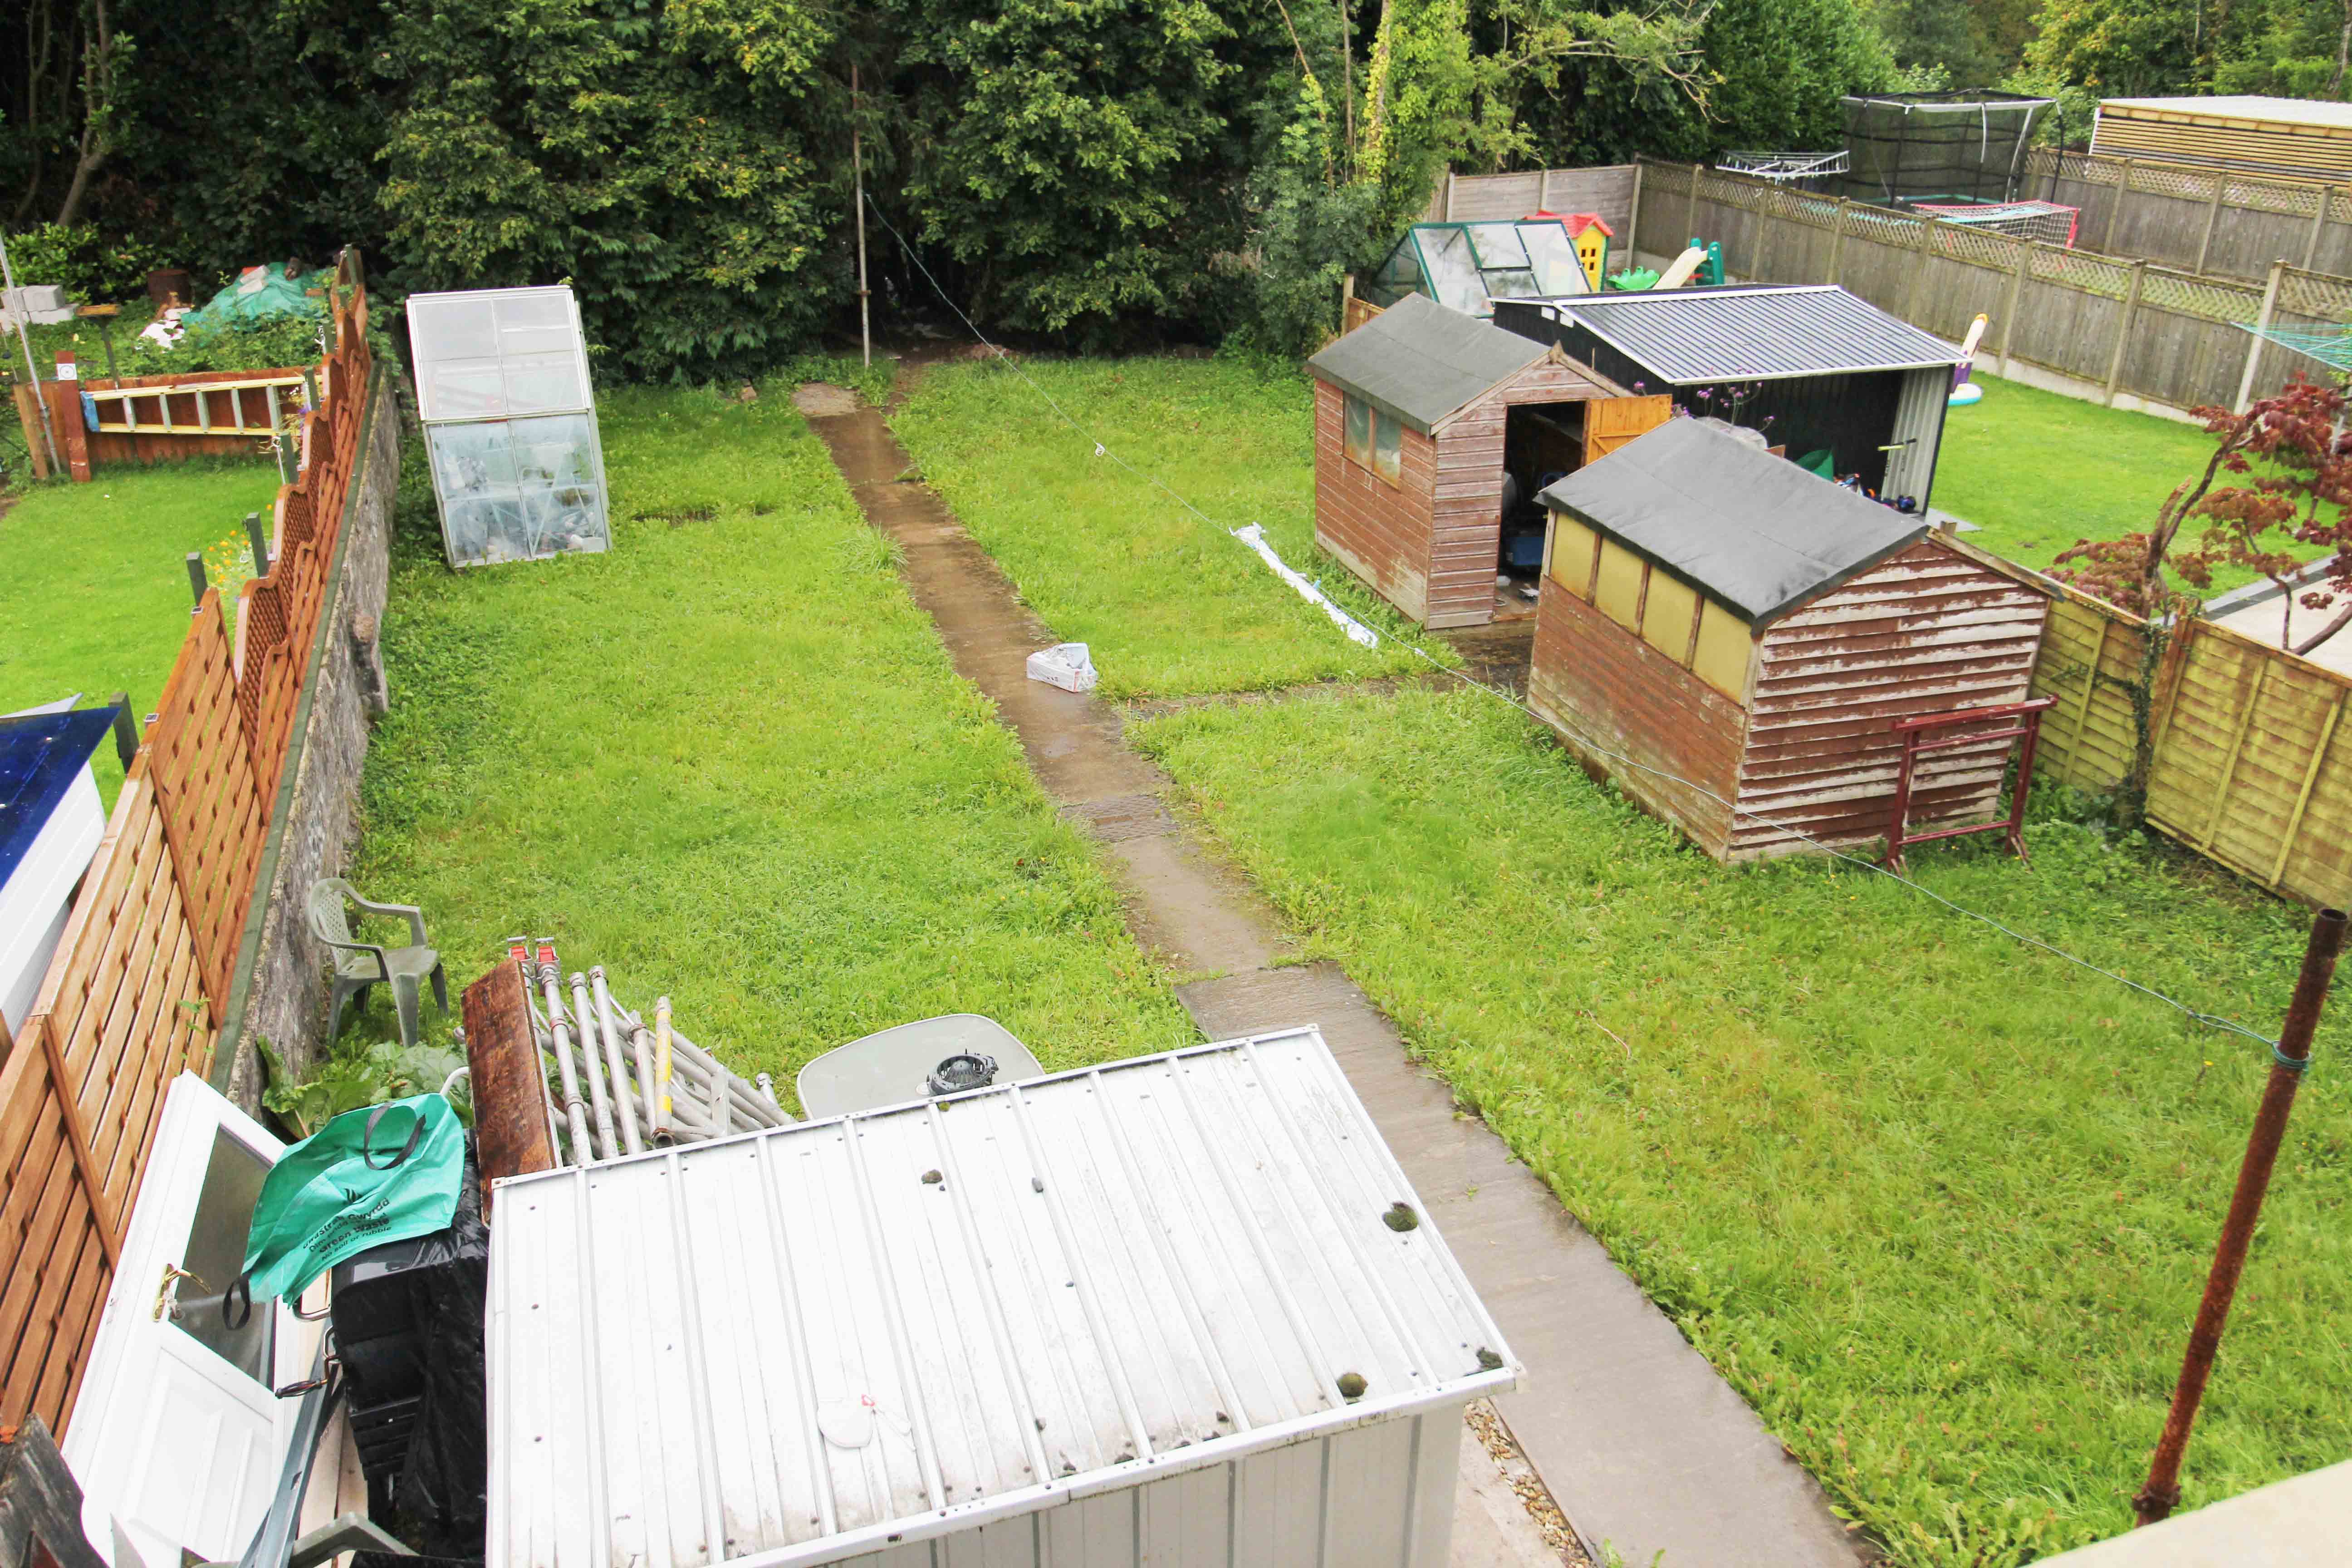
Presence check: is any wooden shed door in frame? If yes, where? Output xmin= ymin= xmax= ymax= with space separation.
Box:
xmin=1583 ymin=395 xmax=1674 ymax=465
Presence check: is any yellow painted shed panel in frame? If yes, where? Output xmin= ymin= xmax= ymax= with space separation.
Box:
xmin=1692 ymin=599 xmax=1753 ymax=703
xmin=1594 ymin=539 xmax=1645 ymax=632
xmin=1548 ymin=515 xmax=1599 ymax=599
xmin=1642 ymin=571 xmax=1699 ymax=662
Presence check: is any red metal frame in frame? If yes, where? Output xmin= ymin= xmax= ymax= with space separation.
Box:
xmin=1882 ymin=697 xmax=2058 ymax=874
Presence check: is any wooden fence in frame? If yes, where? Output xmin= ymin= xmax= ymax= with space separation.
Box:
xmin=0 ymin=251 xmax=376 ymax=1441
xmin=1621 ymin=158 xmax=2352 ymax=417
xmin=2019 ymin=145 xmax=2352 ymax=283
xmin=1420 ymin=163 xmax=1640 ymax=237
xmin=2028 ymin=592 xmax=2352 ymax=908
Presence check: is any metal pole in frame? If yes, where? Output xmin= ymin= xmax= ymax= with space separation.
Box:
xmin=653 ymin=995 xmax=674 ymax=1144
xmin=853 ymin=63 xmax=871 ymax=370
xmin=588 ymin=965 xmax=643 ymax=1156
xmin=0 ymin=227 xmax=63 ymax=476
xmin=2235 ymin=260 xmax=2285 ymax=414
xmin=2134 ymin=906 xmax=2345 ymax=1527
xmin=569 ymin=971 xmax=621 ymax=1160
xmin=539 ymin=957 xmax=595 ymax=1161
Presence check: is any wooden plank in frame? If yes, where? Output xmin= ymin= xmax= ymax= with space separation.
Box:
xmin=25 ymin=1021 xmax=118 ymax=1268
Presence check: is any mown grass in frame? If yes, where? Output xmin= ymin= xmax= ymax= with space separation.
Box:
xmin=1934 ymin=376 xmax=2307 ymax=598
xmin=1132 ymin=687 xmax=2348 ymax=1567
xmin=0 ymin=457 xmax=280 ymax=803
xmin=347 ymin=382 xmax=1195 ymax=1095
xmin=887 ymin=355 xmax=1433 ymax=698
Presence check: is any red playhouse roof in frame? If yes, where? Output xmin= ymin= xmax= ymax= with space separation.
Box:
xmin=1525 ymin=209 xmax=1615 ymax=237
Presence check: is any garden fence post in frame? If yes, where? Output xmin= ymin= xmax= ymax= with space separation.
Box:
xmin=2304 ymin=187 xmax=2334 ymax=269
xmin=1997 ymin=240 xmax=2031 ymax=375
xmin=1539 ymin=167 xmax=1553 ymax=211
xmin=2134 ymin=906 xmax=2346 ymax=1528
xmin=1685 ymin=165 xmax=1701 ymax=253
xmin=1626 ymin=162 xmax=1644 ymax=260
xmin=185 ymin=553 xmax=206 ymax=611
xmin=1443 ymin=169 xmax=1456 ymax=220
xmin=2235 ymin=260 xmax=2285 ymax=414
xmin=1826 ymin=198 xmax=1849 ymax=287
xmin=1904 ymin=215 xmax=1938 ymax=323
xmin=2103 ymin=259 xmax=2146 ymax=407
xmin=244 ymin=510 xmax=270 ymax=577
xmin=2104 ymin=158 xmax=2132 ymax=252
xmin=108 ymin=690 xmax=137 ymax=771
xmin=2194 ymin=170 xmax=2225 ymax=275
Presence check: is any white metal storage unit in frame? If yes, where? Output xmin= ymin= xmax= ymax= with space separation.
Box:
xmin=487 ymin=1026 xmax=1518 ymax=1568
xmin=406 ymin=285 xmax=608 ymax=568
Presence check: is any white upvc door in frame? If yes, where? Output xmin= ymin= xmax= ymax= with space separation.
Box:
xmin=63 ymin=1072 xmax=315 ymax=1568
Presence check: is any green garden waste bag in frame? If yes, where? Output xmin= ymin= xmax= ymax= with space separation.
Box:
xmin=232 ymin=1094 xmax=464 ymax=1316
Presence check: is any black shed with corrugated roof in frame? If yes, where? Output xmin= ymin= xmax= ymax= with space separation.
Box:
xmin=1493 ymin=284 xmax=1962 ymax=510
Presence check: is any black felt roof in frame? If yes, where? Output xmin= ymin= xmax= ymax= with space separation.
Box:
xmin=1305 ymin=294 xmax=1551 ymax=433
xmin=1536 ymin=416 xmax=1930 ymax=625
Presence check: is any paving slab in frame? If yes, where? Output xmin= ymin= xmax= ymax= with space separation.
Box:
xmin=805 ymin=393 xmax=1868 ymax=1568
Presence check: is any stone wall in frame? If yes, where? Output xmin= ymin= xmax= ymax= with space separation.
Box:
xmin=220 ymin=369 xmax=404 ymax=1109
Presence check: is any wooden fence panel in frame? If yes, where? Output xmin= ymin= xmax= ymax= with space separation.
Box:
xmin=146 ymin=595 xmax=268 ymax=1014
xmin=2027 ymin=591 xmax=2148 ymax=794
xmin=0 ymin=253 xmax=376 ymax=1446
xmin=2145 ymin=623 xmax=2352 ymax=906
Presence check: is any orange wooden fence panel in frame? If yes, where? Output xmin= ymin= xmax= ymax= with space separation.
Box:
xmin=0 ymin=252 xmax=375 ymax=1442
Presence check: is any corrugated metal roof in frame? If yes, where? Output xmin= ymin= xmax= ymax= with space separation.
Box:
xmin=486 ymin=1027 xmax=1517 ymax=1568
xmin=1537 ymin=416 xmax=1928 ymax=624
xmin=1306 ymin=293 xmax=1550 ymax=432
xmin=1544 ymin=285 xmax=1961 ymax=384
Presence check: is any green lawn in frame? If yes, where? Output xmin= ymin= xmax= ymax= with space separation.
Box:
xmin=347 ymin=382 xmax=1195 ymax=1095
xmin=0 ymin=458 xmax=280 ymax=802
xmin=888 ymin=356 xmax=1432 ymax=699
xmin=1935 ymin=377 xmax=2290 ymax=598
xmin=1133 ymin=688 xmax=2347 ymax=1568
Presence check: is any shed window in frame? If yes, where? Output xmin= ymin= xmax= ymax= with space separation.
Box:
xmin=1344 ymin=393 xmax=1403 ymax=487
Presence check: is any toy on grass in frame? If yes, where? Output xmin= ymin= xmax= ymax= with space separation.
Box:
xmin=1948 ymin=312 xmax=1988 ymax=407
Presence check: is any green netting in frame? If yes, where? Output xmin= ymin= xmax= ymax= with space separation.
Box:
xmin=2241 ymin=323 xmax=2352 ymax=372
xmin=186 ymin=263 xmax=330 ymax=326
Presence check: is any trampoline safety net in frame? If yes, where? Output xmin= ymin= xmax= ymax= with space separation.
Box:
xmin=1838 ymin=92 xmax=2054 ymax=206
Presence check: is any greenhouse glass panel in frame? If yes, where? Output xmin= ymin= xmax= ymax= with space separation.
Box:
xmin=1484 ymin=269 xmax=1544 ymax=299
xmin=1464 ymin=223 xmax=1530 ymax=269
xmin=1420 ymin=227 xmax=1485 ymax=315
xmin=407 ymin=285 xmax=607 ymax=568
xmin=426 ymin=414 xmax=607 ymax=568
xmin=1517 ymin=223 xmax=1588 ymax=294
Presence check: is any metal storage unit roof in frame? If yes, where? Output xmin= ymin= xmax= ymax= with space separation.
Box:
xmin=1537 ymin=416 xmax=1928 ymax=624
xmin=1306 ymin=293 xmax=1549 ymax=432
xmin=1534 ymin=285 xmax=1960 ymax=384
xmin=487 ymin=1026 xmax=1517 ymax=1568
xmin=2097 ymin=94 xmax=2352 ymax=130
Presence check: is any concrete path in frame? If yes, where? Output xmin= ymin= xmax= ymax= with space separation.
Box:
xmin=803 ymin=391 xmax=1867 ymax=1568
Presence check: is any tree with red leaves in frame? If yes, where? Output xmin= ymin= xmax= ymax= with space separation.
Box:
xmin=2053 ymin=379 xmax=2352 ymax=657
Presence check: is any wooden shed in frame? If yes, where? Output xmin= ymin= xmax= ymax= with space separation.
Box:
xmin=1307 ymin=294 xmax=1669 ymax=629
xmin=2092 ymin=96 xmax=2352 ymax=182
xmin=1528 ymin=418 xmax=2052 ymax=862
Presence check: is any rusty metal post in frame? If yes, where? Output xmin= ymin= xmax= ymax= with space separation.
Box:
xmin=462 ymin=961 xmax=559 ymax=1214
xmin=2134 ymin=906 xmax=2346 ymax=1527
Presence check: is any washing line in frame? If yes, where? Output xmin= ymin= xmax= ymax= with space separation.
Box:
xmin=859 ymin=191 xmax=2285 ymax=1051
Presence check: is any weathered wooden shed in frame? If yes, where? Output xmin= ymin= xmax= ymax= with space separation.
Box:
xmin=1307 ymin=294 xmax=1669 ymax=629
xmin=1528 ymin=418 xmax=2052 ymax=862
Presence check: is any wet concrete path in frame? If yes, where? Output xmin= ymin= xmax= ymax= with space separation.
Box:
xmin=803 ymin=391 xmax=1866 ymax=1568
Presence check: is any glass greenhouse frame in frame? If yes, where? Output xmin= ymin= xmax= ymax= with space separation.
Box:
xmin=1366 ymin=220 xmax=1593 ymax=317
xmin=406 ymin=285 xmax=609 ymax=569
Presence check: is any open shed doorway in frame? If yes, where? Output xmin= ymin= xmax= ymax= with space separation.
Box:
xmin=1498 ymin=402 xmax=1589 ymax=618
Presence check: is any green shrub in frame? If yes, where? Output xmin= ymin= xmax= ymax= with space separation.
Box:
xmin=2 ymin=224 xmax=170 ymax=305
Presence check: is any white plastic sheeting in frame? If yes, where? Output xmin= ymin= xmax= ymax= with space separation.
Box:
xmin=486 ymin=1027 xmax=1516 ymax=1568
xmin=407 ymin=286 xmax=608 ymax=568
xmin=1230 ymin=525 xmax=1380 ymax=649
